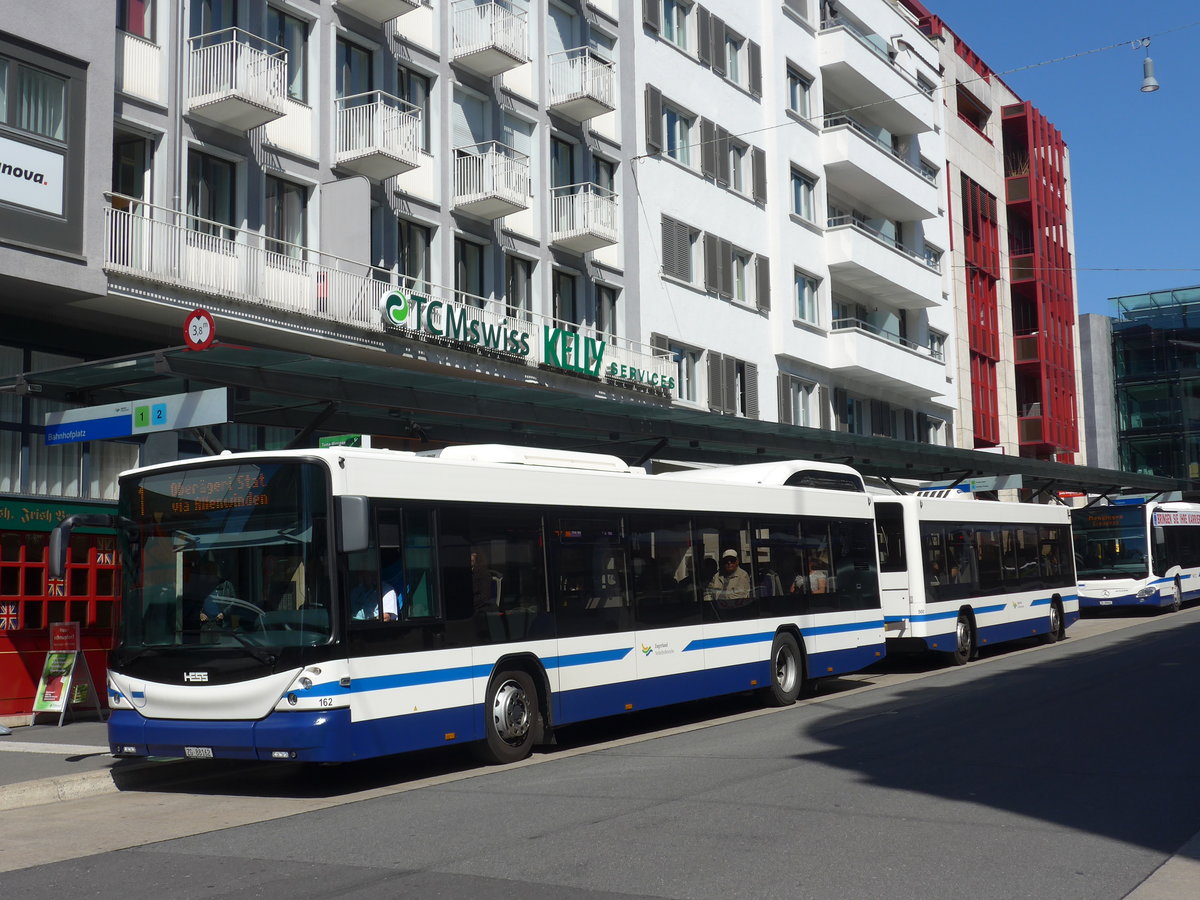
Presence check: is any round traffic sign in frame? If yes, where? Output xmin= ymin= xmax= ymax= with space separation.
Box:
xmin=184 ymin=308 xmax=215 ymax=351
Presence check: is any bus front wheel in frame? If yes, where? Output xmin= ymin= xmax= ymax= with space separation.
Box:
xmin=763 ymin=632 xmax=804 ymax=706
xmin=948 ymin=613 xmax=975 ymax=666
xmin=1171 ymin=579 xmax=1183 ymax=613
xmin=477 ymin=669 xmax=539 ymax=765
xmin=1041 ymin=600 xmax=1064 ymax=644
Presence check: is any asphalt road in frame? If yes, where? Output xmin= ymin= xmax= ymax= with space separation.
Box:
xmin=3 ymin=607 xmax=1200 ymax=899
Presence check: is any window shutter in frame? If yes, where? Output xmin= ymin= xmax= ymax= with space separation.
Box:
xmin=651 ymin=332 xmax=669 ymax=355
xmin=778 ymin=374 xmax=793 ymax=425
xmin=700 ymin=118 xmax=717 ymax=179
xmin=751 ymin=146 xmax=767 ymax=203
xmin=917 ymin=412 xmax=929 ymax=443
xmin=722 ymin=355 xmax=737 ymax=415
xmin=716 ymin=128 xmax=731 ymax=187
xmin=718 ymin=239 xmax=733 ymax=297
xmin=871 ymin=399 xmax=887 ymax=437
xmin=756 ymin=255 xmax=771 ymax=312
xmin=744 ymin=362 xmax=759 ymax=419
xmin=661 ymin=217 xmax=678 ymax=278
xmin=645 ymin=85 xmax=663 ymax=156
xmin=707 ymin=351 xmax=725 ymax=413
xmin=710 ymin=17 xmax=726 ymax=76
xmin=819 ymin=385 xmax=831 ymax=430
xmin=834 ymin=388 xmax=848 ymax=432
xmin=697 ymin=7 xmax=711 ymax=66
xmin=704 ymin=232 xmax=719 ymax=293
xmin=643 ymin=0 xmax=660 ymax=33
xmin=748 ymin=40 xmax=762 ymax=96
xmin=904 ymin=409 xmax=917 ymax=442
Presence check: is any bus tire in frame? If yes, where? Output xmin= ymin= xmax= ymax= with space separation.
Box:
xmin=763 ymin=632 xmax=804 ymax=707
xmin=1171 ymin=579 xmax=1182 ymax=613
xmin=1041 ymin=600 xmax=1064 ymax=644
xmin=477 ymin=669 xmax=539 ymax=765
xmin=948 ymin=612 xmax=975 ymax=666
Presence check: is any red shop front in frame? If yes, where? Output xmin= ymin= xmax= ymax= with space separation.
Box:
xmin=0 ymin=497 xmax=118 ymax=723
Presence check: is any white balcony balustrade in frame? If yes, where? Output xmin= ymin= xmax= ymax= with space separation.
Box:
xmin=451 ymin=0 xmax=528 ymax=77
xmin=550 ymin=182 xmax=618 ymax=253
xmin=102 ymin=196 xmax=670 ymax=394
xmin=335 ymin=91 xmax=422 ymax=181
xmin=186 ymin=28 xmax=287 ymax=132
xmin=334 ymin=0 xmax=419 ymax=25
xmin=829 ymin=316 xmax=947 ymax=399
xmin=452 ymin=141 xmax=530 ymax=219
xmin=547 ymin=47 xmax=615 ymax=121
xmin=117 ymin=30 xmax=164 ymax=104
xmin=825 ymin=216 xmax=941 ymax=310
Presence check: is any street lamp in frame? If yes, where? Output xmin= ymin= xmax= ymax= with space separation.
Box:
xmin=1135 ymin=38 xmax=1160 ymax=92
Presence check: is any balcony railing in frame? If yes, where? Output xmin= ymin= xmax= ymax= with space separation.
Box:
xmin=102 ymin=196 xmax=672 ymax=394
xmin=826 ymin=216 xmax=940 ymax=272
xmin=451 ymin=0 xmax=528 ymax=77
xmin=548 ymin=47 xmax=615 ymax=121
xmin=452 ymin=141 xmax=530 ymax=219
xmin=335 ymin=91 xmax=422 ymax=181
xmin=823 ymin=114 xmax=936 ymax=184
xmin=550 ymin=182 xmax=618 ymax=253
xmin=117 ymin=30 xmax=164 ymax=104
xmin=186 ymin=28 xmax=286 ymax=132
xmin=832 ymin=317 xmax=944 ymax=361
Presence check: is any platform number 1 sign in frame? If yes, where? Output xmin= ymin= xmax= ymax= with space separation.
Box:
xmin=184 ymin=309 xmax=216 ymax=351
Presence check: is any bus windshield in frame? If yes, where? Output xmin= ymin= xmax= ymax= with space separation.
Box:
xmin=1071 ymin=506 xmax=1148 ymax=580
xmin=117 ymin=460 xmax=332 ymax=653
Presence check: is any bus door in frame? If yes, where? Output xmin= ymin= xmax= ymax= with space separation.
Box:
xmin=875 ymin=502 xmax=912 ymax=636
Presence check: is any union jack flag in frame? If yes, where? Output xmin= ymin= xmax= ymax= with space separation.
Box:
xmin=95 ymin=549 xmax=115 ymax=565
xmin=0 ymin=603 xmax=18 ymax=631
xmin=46 ymin=578 xmax=66 ymax=597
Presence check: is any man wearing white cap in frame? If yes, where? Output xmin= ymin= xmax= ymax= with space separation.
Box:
xmin=705 ymin=548 xmax=752 ymax=608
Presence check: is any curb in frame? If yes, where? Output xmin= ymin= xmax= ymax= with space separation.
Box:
xmin=0 ymin=768 xmax=120 ymax=812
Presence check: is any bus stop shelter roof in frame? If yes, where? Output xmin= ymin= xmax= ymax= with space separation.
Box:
xmin=1 ymin=343 xmax=1186 ymax=499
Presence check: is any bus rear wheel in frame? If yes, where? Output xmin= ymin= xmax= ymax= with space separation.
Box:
xmin=476 ymin=669 xmax=539 ymax=765
xmin=763 ymin=632 xmax=804 ymax=706
xmin=948 ymin=613 xmax=974 ymax=666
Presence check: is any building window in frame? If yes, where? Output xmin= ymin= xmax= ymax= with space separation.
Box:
xmin=112 ymin=135 xmax=150 ymax=203
xmin=708 ymin=352 xmax=757 ymax=418
xmin=929 ymin=329 xmax=947 ymax=362
xmin=725 ymin=34 xmax=744 ymax=86
xmin=956 ymin=82 xmax=990 ymax=134
xmin=787 ymin=66 xmax=811 ymax=118
xmin=0 ymin=57 xmax=66 ymax=142
xmin=662 ymin=0 xmax=690 ymax=52
xmin=553 ymin=270 xmax=578 ymax=327
xmin=186 ymin=149 xmax=236 ymax=237
xmin=117 ymin=0 xmax=155 ymax=40
xmin=670 ymin=342 xmax=700 ymax=402
xmin=663 ymin=102 xmax=694 ymax=167
xmin=399 ymin=218 xmax=432 ymax=290
xmin=266 ymin=7 xmax=307 ymax=103
xmin=917 ymin=74 xmax=935 ymax=97
xmin=398 ymin=64 xmax=432 ymax=152
xmin=505 ymin=254 xmax=533 ymax=319
xmin=788 ymin=377 xmax=819 ymax=427
xmin=596 ymin=284 xmax=619 ymax=338
xmin=923 ymin=242 xmax=944 ymax=269
xmin=264 ymin=176 xmax=306 ymax=257
xmin=791 ymin=169 xmax=815 ymax=222
xmin=454 ymin=237 xmax=485 ymax=304
xmin=593 ymin=156 xmax=616 ymax=194
xmin=794 ymin=270 xmax=819 ymax=324
xmin=336 ymin=37 xmax=372 ymax=100
xmin=661 ymin=216 xmax=698 ymax=283
xmin=190 ymin=0 xmax=237 ymax=37
xmin=727 ymin=140 xmax=747 ymax=194
xmin=731 ymin=247 xmax=751 ymax=302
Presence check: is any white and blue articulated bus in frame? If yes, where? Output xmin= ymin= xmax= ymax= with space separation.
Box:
xmin=873 ymin=493 xmax=1078 ymax=664
xmin=1073 ymin=500 xmax=1200 ymax=612
xmin=50 ymin=445 xmax=884 ymax=765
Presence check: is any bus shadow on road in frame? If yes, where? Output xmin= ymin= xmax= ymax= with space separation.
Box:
xmin=794 ymin=619 xmax=1200 ymax=859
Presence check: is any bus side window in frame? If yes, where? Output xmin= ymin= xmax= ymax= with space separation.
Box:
xmin=403 ymin=508 xmax=436 ymax=618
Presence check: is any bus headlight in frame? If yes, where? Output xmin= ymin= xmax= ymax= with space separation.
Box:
xmin=287 ymin=692 xmax=298 ymax=706
xmin=1136 ymin=586 xmax=1158 ymax=598
xmin=298 ymin=677 xmax=313 ymax=690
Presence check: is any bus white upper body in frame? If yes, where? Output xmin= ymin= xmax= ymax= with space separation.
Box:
xmin=1073 ymin=501 xmax=1200 ymax=611
xmin=84 ymin=445 xmax=887 ymax=764
xmin=873 ymin=493 xmax=1077 ymax=663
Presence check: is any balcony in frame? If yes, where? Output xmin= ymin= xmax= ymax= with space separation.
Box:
xmin=186 ymin=28 xmax=286 ymax=132
xmin=829 ymin=317 xmax=947 ymax=399
xmin=117 ymin=30 xmax=164 ymax=104
xmin=452 ymin=141 xmax=530 ymax=220
xmin=335 ymin=91 xmax=422 ymax=181
xmin=334 ymin=0 xmax=419 ymax=25
xmin=821 ymin=117 xmax=940 ymax=221
xmin=547 ymin=47 xmax=615 ymax=121
xmin=819 ymin=18 xmax=933 ymax=135
xmin=550 ymin=182 xmax=618 ymax=253
xmin=101 ymin=196 xmax=671 ymax=395
xmin=451 ymin=0 xmax=528 ymax=78
xmin=826 ymin=217 xmax=941 ymax=309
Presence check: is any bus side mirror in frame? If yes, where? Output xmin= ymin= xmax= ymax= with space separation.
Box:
xmin=337 ymin=496 xmax=370 ymax=554
xmin=49 ymin=514 xmax=118 ymax=579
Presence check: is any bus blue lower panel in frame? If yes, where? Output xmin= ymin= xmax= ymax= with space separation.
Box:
xmin=1080 ymin=592 xmax=1163 ymax=610
xmin=976 ymin=617 xmax=1052 ymax=647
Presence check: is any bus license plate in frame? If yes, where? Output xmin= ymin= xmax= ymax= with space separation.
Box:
xmin=184 ymin=746 xmax=214 ymax=759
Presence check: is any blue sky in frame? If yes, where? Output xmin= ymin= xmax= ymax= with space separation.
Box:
xmin=923 ymin=1 xmax=1200 ymax=317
